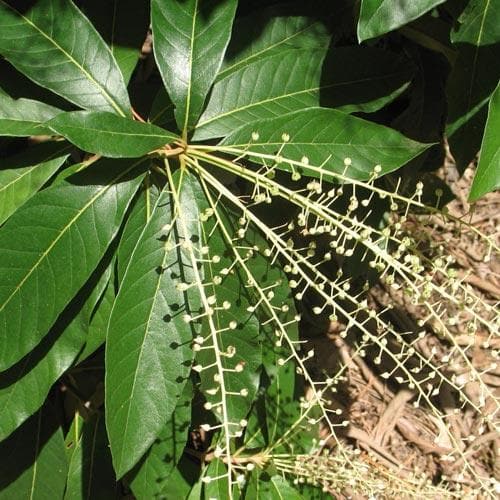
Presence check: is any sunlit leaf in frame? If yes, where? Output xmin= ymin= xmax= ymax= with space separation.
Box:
xmin=0 ymin=0 xmax=130 ymax=115
xmin=0 ymin=142 xmax=70 ymax=225
xmin=469 ymin=81 xmax=500 ymax=201
xmin=222 ymin=107 xmax=431 ymax=180
xmin=48 ymin=111 xmax=178 ymax=158
xmin=151 ymin=0 xmax=238 ymax=133
xmin=218 ymin=7 xmax=330 ymax=79
xmin=0 ymin=255 xmax=111 ymax=441
xmin=357 ymin=0 xmax=446 ymax=41
xmin=106 ymin=172 xmax=203 ymax=477
xmin=194 ymin=47 xmax=414 ymax=140
xmin=0 ymin=404 xmax=67 ymax=500
xmin=245 ymin=473 xmax=303 ymax=500
xmin=0 ymin=159 xmax=144 ymax=371
xmin=0 ymin=94 xmax=61 ymax=136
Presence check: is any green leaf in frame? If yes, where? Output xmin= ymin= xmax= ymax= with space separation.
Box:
xmin=0 ymin=94 xmax=61 ymax=136
xmin=64 ymin=413 xmax=84 ymax=463
xmin=218 ymin=7 xmax=330 ymax=80
xmin=446 ymin=0 xmax=500 ymax=171
xmin=222 ymin=108 xmax=431 ymax=180
xmin=193 ymin=48 xmax=326 ymax=141
xmin=70 ymin=252 xmax=114 ymax=365
xmin=151 ymin=0 xmax=238 ymax=134
xmin=74 ymin=267 xmax=114 ymax=363
xmin=0 ymin=60 xmax=71 ymax=111
xmin=0 ymin=255 xmax=111 ymax=441
xmin=158 ymin=456 xmax=200 ymax=499
xmin=186 ymin=479 xmax=203 ymax=500
xmin=246 ymin=343 xmax=315 ymax=456
xmin=451 ymin=0 xmax=500 ymax=45
xmin=268 ymin=475 xmax=306 ymax=499
xmin=129 ymin=380 xmax=193 ymax=499
xmin=0 ymin=142 xmax=70 ymax=225
xmin=83 ymin=0 xmax=150 ymax=84
xmin=0 ymin=404 xmax=67 ymax=500
xmin=469 ymin=81 xmax=500 ymax=201
xmin=357 ymin=0 xmax=446 ymax=42
xmin=50 ymin=161 xmax=92 ymax=186
xmin=64 ymin=413 xmax=118 ymax=500
xmin=193 ymin=47 xmax=414 ymax=140
xmin=47 ymin=111 xmax=178 ymax=158
xmin=106 ymin=173 xmax=203 ymax=477
xmin=203 ymin=459 xmax=230 ymax=500
xmin=245 ymin=473 xmax=303 ymax=500
xmin=116 ymin=183 xmax=160 ymax=284
xmin=0 ymin=158 xmax=144 ymax=371
xmin=0 ymin=0 xmax=131 ymax=116
xmin=297 ymin=483 xmax=332 ymax=500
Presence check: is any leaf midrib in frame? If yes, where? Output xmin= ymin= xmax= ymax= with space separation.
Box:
xmin=28 ymin=410 xmax=42 ymax=500
xmin=111 ymin=190 xmax=173 ymax=472
xmin=196 ymin=70 xmax=411 ymax=130
xmin=86 ymin=416 xmax=99 ymax=500
xmin=0 ymin=165 xmax=41 ymax=195
xmin=0 ymin=117 xmax=47 ymax=127
xmin=0 ymin=1 xmax=126 ymax=117
xmin=53 ymin=123 xmax=173 ymax=140
xmin=0 ymin=161 xmax=140 ymax=315
xmin=271 ymin=478 xmax=285 ymax=500
xmin=365 ymin=0 xmax=388 ymax=34
xmin=237 ymin=142 xmax=417 ymax=150
xmin=182 ymin=0 xmax=199 ymax=138
xmin=0 ymin=149 xmax=70 ymax=196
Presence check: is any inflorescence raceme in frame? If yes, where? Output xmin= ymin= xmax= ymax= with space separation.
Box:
xmin=157 ymin=133 xmax=499 ymax=497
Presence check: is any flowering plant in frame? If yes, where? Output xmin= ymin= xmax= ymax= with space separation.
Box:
xmin=0 ymin=0 xmax=498 ymax=498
